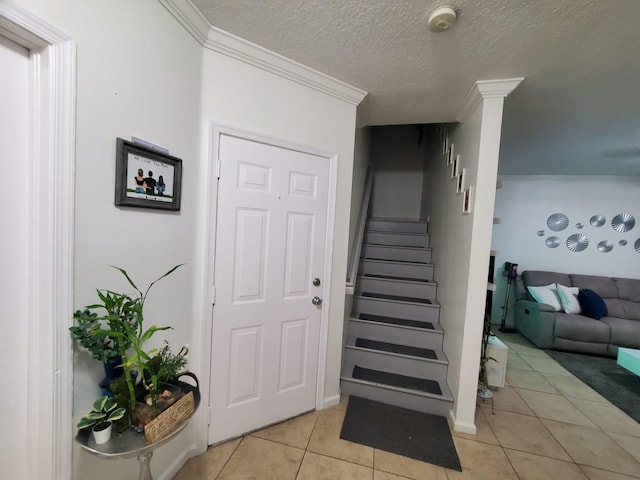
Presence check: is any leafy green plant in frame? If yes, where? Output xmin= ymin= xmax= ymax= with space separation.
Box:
xmin=479 ymin=314 xmax=497 ymax=388
xmin=94 ymin=264 xmax=184 ymax=419
xmin=77 ymin=395 xmax=126 ymax=430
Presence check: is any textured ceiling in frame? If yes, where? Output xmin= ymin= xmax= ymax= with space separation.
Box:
xmin=191 ymin=0 xmax=640 ymax=175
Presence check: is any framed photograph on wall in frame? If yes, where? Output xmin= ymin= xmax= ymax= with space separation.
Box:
xmin=451 ymin=154 xmax=459 ymax=178
xmin=447 ymin=143 xmax=455 ymax=165
xmin=115 ymin=138 xmax=182 ymax=211
xmin=462 ymin=186 xmax=474 ymax=215
xmin=456 ymin=167 xmax=466 ymax=194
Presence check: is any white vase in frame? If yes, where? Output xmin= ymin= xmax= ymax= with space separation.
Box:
xmin=92 ymin=421 xmax=113 ymax=445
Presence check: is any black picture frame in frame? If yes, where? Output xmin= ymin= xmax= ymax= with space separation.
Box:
xmin=115 ymin=138 xmax=182 ymax=211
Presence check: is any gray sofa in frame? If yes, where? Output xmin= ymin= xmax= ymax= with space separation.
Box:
xmin=514 ymin=270 xmax=640 ymax=357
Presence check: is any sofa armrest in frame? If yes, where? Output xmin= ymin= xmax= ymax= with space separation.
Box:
xmin=517 ymin=300 xmax=556 ymax=313
xmin=514 ymin=300 xmax=556 ymax=349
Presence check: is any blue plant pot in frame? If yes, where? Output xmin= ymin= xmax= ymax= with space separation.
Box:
xmin=99 ymin=355 xmax=124 ymax=395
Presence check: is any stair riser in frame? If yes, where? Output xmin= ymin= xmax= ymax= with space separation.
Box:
xmin=349 ymin=319 xmax=444 ymax=350
xmin=354 ymin=297 xmax=440 ymax=323
xmin=340 ymin=380 xmax=452 ymax=417
xmin=364 ymin=232 xmax=429 ymax=248
xmin=362 ymin=244 xmax=432 ymax=263
xmin=359 ymin=260 xmax=434 ymax=280
xmin=366 ymin=220 xmax=428 ymax=234
xmin=343 ymin=349 xmax=448 ymax=383
xmin=358 ymin=277 xmax=437 ymax=300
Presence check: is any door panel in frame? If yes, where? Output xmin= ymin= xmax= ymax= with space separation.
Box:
xmin=209 ymin=133 xmax=329 ymax=444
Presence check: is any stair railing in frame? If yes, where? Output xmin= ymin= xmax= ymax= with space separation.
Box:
xmin=345 ymin=168 xmax=373 ymax=295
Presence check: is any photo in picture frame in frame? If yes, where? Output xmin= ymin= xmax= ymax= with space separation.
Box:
xmin=447 ymin=143 xmax=454 ymax=165
xmin=462 ymin=186 xmax=474 ymax=214
xmin=456 ymin=167 xmax=466 ymax=194
xmin=115 ymin=138 xmax=182 ymax=211
xmin=451 ymin=154 xmax=459 ymax=178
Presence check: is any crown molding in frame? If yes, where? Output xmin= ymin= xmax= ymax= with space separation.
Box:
xmin=458 ymin=77 xmax=524 ymax=123
xmin=158 ymin=0 xmax=367 ymax=106
xmin=157 ymin=0 xmax=210 ymax=44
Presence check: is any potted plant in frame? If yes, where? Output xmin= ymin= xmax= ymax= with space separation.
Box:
xmin=77 ymin=395 xmax=126 ymax=444
xmin=478 ymin=313 xmax=497 ymax=400
xmin=73 ymin=264 xmax=184 ymax=427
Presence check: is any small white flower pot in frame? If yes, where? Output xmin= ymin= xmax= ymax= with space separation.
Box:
xmin=92 ymin=421 xmax=113 ymax=445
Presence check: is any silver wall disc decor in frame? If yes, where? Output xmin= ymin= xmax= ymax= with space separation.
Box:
xmin=566 ymin=233 xmax=589 ymax=252
xmin=635 ymin=238 xmax=640 ymax=253
xmin=590 ymin=215 xmax=606 ymax=227
xmin=612 ymin=213 xmax=635 ymax=232
xmin=597 ymin=240 xmax=613 ymax=253
xmin=537 ymin=230 xmax=545 ymax=237
xmin=545 ymin=236 xmax=561 ymax=248
xmin=619 ymin=240 xmax=628 ymax=246
xmin=576 ymin=223 xmax=584 ymax=229
xmin=547 ymin=213 xmax=569 ymax=231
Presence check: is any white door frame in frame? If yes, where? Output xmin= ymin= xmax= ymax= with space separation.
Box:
xmin=0 ymin=2 xmax=75 ymax=479
xmin=197 ymin=123 xmax=338 ymax=445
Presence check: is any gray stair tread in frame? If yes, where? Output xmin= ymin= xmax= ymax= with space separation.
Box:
xmin=357 ymin=313 xmax=436 ymax=330
xmin=363 ymin=244 xmax=431 ymax=251
xmin=361 ymin=291 xmax=432 ymax=304
xmin=352 ymin=365 xmax=442 ymax=396
xmin=362 ymin=273 xmax=435 ymax=284
xmin=354 ymin=338 xmax=437 ymax=359
xmin=361 ymin=258 xmax=433 ymax=267
xmin=363 ymin=257 xmax=429 ymax=264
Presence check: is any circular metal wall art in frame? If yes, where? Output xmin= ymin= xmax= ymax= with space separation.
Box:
xmin=546 ymin=236 xmax=561 ymax=248
xmin=619 ymin=240 xmax=628 ymax=246
xmin=612 ymin=213 xmax=635 ymax=232
xmin=537 ymin=230 xmax=545 ymax=237
xmin=576 ymin=223 xmax=584 ymax=229
xmin=597 ymin=241 xmax=613 ymax=253
xmin=547 ymin=213 xmax=569 ymax=232
xmin=567 ymin=233 xmax=589 ymax=252
xmin=635 ymin=238 xmax=640 ymax=253
xmin=590 ymin=215 xmax=606 ymax=227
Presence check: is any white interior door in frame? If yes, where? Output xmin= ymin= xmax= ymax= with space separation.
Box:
xmin=0 ymin=34 xmax=30 ymax=478
xmin=209 ymin=133 xmax=329 ymax=444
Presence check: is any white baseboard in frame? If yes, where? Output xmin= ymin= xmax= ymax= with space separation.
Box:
xmin=322 ymin=394 xmax=341 ymax=409
xmin=156 ymin=443 xmax=200 ymax=480
xmin=449 ymin=410 xmax=477 ymax=434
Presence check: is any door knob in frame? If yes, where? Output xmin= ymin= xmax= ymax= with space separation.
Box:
xmin=312 ymin=296 xmax=323 ymax=306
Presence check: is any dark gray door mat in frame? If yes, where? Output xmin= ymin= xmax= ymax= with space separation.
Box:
xmin=340 ymin=396 xmax=462 ymax=471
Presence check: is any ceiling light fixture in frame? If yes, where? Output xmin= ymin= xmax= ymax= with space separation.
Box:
xmin=427 ymin=5 xmax=457 ymax=32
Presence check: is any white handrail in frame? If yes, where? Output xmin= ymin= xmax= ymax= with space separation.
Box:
xmin=345 ymin=168 xmax=374 ymax=294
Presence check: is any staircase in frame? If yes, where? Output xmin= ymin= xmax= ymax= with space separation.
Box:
xmin=340 ymin=218 xmax=453 ymax=417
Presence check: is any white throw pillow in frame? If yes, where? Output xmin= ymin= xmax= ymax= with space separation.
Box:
xmin=556 ymin=283 xmax=582 ymax=314
xmin=527 ymin=283 xmax=562 ymax=311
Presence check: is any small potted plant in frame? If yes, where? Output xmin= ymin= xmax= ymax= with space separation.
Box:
xmin=74 ymin=265 xmax=184 ymax=427
xmin=77 ymin=395 xmax=126 ymax=445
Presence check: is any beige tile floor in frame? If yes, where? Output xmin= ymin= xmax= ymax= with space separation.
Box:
xmin=174 ymin=332 xmax=640 ymax=479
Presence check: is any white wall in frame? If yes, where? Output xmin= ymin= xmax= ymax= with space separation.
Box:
xmin=0 ymin=34 xmax=30 ymax=480
xmin=370 ymin=125 xmax=425 ymax=219
xmin=347 ymin=119 xmax=371 ymax=267
xmin=423 ymin=81 xmax=516 ymax=433
xmin=492 ymin=175 xmax=640 ymax=324
xmin=423 ymin=113 xmax=483 ymax=434
xmin=199 ymin=47 xmax=359 ymax=417
xmin=14 ymin=0 xmax=203 ymax=478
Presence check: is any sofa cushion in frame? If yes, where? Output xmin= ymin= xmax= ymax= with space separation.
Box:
xmin=615 ymin=277 xmax=640 ymax=302
xmin=600 ymin=317 xmax=640 ymax=348
xmin=554 ymin=313 xmax=610 ymax=344
xmin=556 ymin=284 xmax=581 ymax=314
xmin=570 ymin=274 xmax=618 ymax=298
xmin=605 ymin=299 xmax=640 ymax=321
xmin=578 ymin=289 xmax=608 ymax=320
xmin=527 ymin=284 xmax=562 ymax=311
